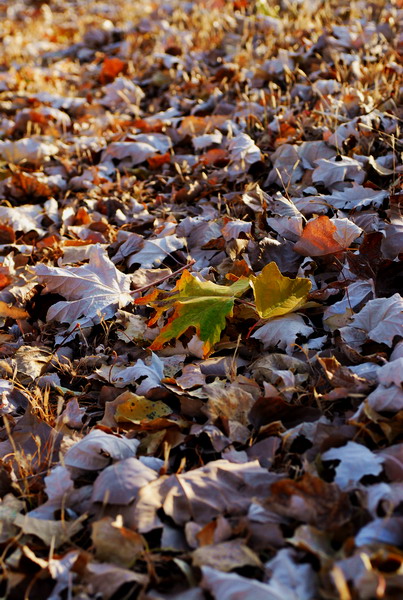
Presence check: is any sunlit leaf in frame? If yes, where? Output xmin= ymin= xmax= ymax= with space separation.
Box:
xmin=294 ymin=216 xmax=361 ymax=256
xmin=249 ymin=262 xmax=311 ymax=320
xmin=114 ymin=392 xmax=172 ymax=424
xmin=137 ymin=270 xmax=249 ymax=357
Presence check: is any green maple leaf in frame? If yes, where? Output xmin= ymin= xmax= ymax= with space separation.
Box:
xmin=136 ymin=270 xmax=249 ymax=358
xmin=249 ymin=262 xmax=312 ymax=319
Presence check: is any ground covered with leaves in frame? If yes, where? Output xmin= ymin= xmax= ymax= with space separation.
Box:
xmin=0 ymin=0 xmax=402 ymax=598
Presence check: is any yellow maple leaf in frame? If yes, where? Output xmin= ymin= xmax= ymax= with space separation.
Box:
xmin=249 ymin=262 xmax=311 ymax=320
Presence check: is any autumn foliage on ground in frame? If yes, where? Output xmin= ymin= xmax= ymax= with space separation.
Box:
xmin=0 ymin=0 xmax=402 ymax=598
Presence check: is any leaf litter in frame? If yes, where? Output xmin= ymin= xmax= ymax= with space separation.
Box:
xmin=0 ymin=0 xmax=401 ymax=598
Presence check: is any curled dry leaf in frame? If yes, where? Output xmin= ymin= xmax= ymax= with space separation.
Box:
xmin=294 ymin=216 xmax=361 ymax=256
xmin=64 ymin=429 xmax=140 ymax=471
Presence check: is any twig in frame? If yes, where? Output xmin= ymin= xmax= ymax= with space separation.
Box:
xmin=130 ymin=259 xmax=196 ymax=296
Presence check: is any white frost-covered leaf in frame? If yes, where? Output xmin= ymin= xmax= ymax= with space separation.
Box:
xmin=0 ymin=137 xmax=59 ymax=165
xmin=95 ymin=353 xmax=164 ymax=395
xmin=64 ymin=429 xmax=140 ymax=471
xmin=312 ymin=156 xmax=365 ymax=187
xmin=101 ymin=134 xmax=171 ymax=167
xmin=100 ymin=76 xmax=145 ymax=108
xmin=227 ymin=133 xmax=261 ymax=165
xmin=127 ymin=234 xmax=185 ymax=268
xmin=193 ymin=130 xmax=223 ymax=150
xmin=34 ymin=245 xmax=133 ymax=327
xmin=331 ymin=217 xmax=362 ymax=248
xmin=264 ymin=548 xmax=317 ymax=600
xmin=265 ymin=144 xmax=303 ymax=186
xmin=324 ymin=280 xmax=374 ymax=330
xmin=201 ymin=566 xmax=300 ymax=600
xmin=322 ymin=441 xmax=384 ymax=489
xmin=0 ymin=204 xmax=47 ymax=234
xmin=91 ymin=457 xmax=157 ymax=504
xmin=366 ymin=384 xmax=403 ymax=413
xmin=345 ymin=293 xmax=403 ymax=348
xmin=377 ymin=358 xmax=403 ymax=388
xmin=252 ymin=314 xmax=313 ymax=354
xmin=321 ymin=184 xmax=388 ymax=210
xmin=355 ymin=517 xmax=403 ymax=547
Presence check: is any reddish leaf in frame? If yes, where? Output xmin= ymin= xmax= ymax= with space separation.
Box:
xmin=100 ymin=57 xmax=126 ymax=83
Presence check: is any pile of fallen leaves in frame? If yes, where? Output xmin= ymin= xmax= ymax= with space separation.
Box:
xmin=0 ymin=0 xmax=402 ymax=597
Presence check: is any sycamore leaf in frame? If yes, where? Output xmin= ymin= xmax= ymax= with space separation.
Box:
xmin=136 ymin=270 xmax=249 ymax=358
xmin=34 ymin=245 xmax=133 ymax=328
xmin=249 ymin=262 xmax=311 ymax=319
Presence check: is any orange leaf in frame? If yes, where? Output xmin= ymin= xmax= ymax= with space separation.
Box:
xmin=0 ymin=301 xmax=28 ymax=319
xmin=36 ymin=235 xmax=60 ymax=249
xmin=0 ymin=272 xmax=12 ymax=290
xmin=73 ymin=207 xmax=91 ymax=226
xmin=147 ymin=152 xmax=171 ymax=170
xmin=293 ymin=216 xmax=345 ymax=256
xmin=178 ymin=116 xmax=208 ymax=137
xmin=199 ymin=148 xmax=229 ymax=167
xmin=0 ymin=224 xmax=15 ymax=245
xmin=100 ymin=57 xmax=126 ymax=83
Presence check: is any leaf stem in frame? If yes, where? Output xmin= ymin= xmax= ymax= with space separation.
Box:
xmin=130 ymin=259 xmax=196 ymax=296
xmin=235 ymin=297 xmax=256 ymax=309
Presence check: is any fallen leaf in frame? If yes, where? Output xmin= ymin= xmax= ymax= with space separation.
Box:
xmin=269 ymin=472 xmax=352 ymax=530
xmin=137 ymin=271 xmax=249 ymax=357
xmin=0 ymin=138 xmax=59 ymax=165
xmin=251 ymin=313 xmax=314 ymax=354
xmin=114 ymin=391 xmax=172 ymax=424
xmin=294 ymin=216 xmax=361 ymax=256
xmin=249 ymin=262 xmax=311 ymax=319
xmin=100 ymin=57 xmax=126 ymax=83
xmin=64 ymin=429 xmax=140 ymax=471
xmin=91 ymin=457 xmax=157 ymax=504
xmin=0 ymin=301 xmax=28 ymax=319
xmin=322 ymin=441 xmax=384 ymax=489
xmin=14 ymin=513 xmax=85 ymax=549
xmin=192 ymin=539 xmax=261 ymax=571
xmin=201 ymin=566 xmax=300 ymax=600
xmin=133 ymin=459 xmax=279 ymax=531
xmin=92 ymin=516 xmax=144 ymax=567
xmin=34 ymin=244 xmax=133 ymax=328
xmin=345 ymin=293 xmax=403 ymax=348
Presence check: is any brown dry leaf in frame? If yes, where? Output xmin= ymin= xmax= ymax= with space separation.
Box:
xmin=134 ymin=459 xmax=280 ymax=531
xmin=202 ymin=382 xmax=256 ymax=443
xmin=192 ymin=539 xmax=261 ymax=571
xmin=83 ymin=562 xmax=148 ymax=600
xmin=100 ymin=57 xmax=127 ymax=83
xmin=14 ymin=513 xmax=86 ymax=549
xmin=269 ymin=473 xmax=352 ymax=530
xmin=92 ymin=516 xmax=144 ymax=567
xmin=0 ymin=301 xmax=28 ymax=319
